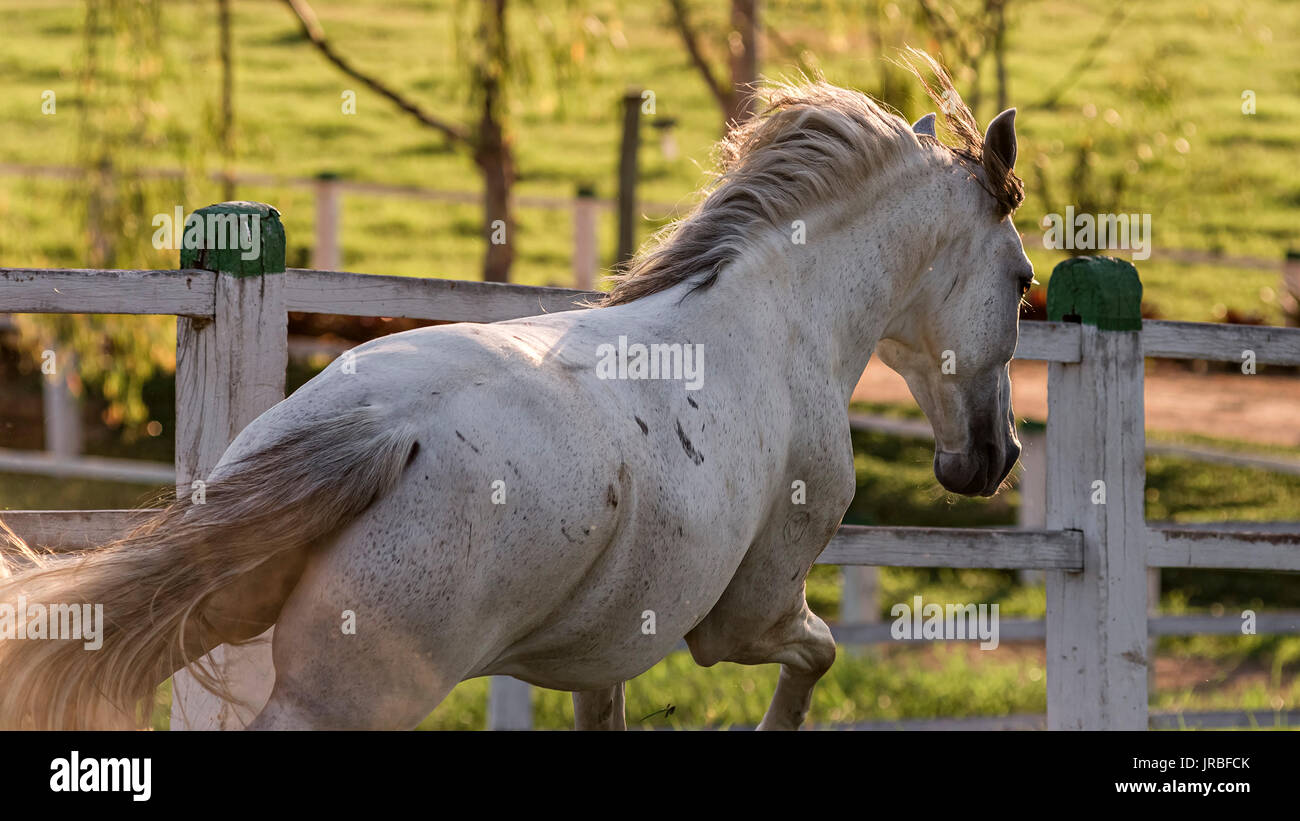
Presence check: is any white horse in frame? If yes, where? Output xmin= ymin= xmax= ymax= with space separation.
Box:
xmin=0 ymin=61 xmax=1032 ymax=731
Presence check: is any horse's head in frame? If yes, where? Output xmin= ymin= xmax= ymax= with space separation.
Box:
xmin=876 ymin=107 xmax=1032 ymax=497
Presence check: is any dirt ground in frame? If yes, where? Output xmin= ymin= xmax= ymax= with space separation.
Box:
xmin=853 ymin=358 xmax=1300 ymax=447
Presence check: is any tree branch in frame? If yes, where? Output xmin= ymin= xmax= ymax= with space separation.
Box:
xmin=1034 ymin=0 xmax=1130 ymax=110
xmin=915 ymin=0 xmax=959 ymax=48
xmin=763 ymin=21 xmax=816 ymax=78
xmin=279 ymin=0 xmax=471 ymax=145
xmin=666 ymin=0 xmax=731 ymax=113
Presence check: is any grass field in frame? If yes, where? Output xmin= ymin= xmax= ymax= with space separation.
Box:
xmin=1 ymin=0 xmax=1298 ymax=322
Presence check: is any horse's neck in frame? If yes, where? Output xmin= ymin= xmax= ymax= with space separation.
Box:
xmin=664 ymin=200 xmax=935 ymax=406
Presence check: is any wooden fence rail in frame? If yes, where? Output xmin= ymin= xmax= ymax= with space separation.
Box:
xmin=5 ymin=161 xmax=1296 ymax=285
xmin=4 ymin=203 xmax=1300 ymax=731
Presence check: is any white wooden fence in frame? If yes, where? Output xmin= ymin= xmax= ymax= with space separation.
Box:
xmin=2 ymin=203 xmax=1299 ymax=730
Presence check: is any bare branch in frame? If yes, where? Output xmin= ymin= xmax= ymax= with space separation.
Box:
xmin=666 ymin=0 xmax=731 ymax=113
xmin=915 ymin=0 xmax=960 ymax=49
xmin=279 ymin=0 xmax=471 ymax=145
xmin=1035 ymin=1 xmax=1131 ymax=110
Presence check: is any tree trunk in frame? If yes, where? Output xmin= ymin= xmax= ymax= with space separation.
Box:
xmin=475 ymin=0 xmax=514 ymax=283
xmin=727 ymin=0 xmax=761 ymax=125
xmin=475 ymin=95 xmax=514 ymax=284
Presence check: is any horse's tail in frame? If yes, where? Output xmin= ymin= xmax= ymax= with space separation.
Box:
xmin=0 ymin=406 xmax=418 ymax=730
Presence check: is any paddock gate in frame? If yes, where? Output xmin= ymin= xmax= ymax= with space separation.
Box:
xmin=3 ymin=201 xmax=1299 ymax=730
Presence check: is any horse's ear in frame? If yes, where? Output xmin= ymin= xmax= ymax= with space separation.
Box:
xmin=983 ymin=108 xmax=1017 ymax=174
xmin=911 ymin=113 xmax=937 ymax=138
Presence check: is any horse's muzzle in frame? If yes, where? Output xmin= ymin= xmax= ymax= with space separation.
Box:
xmin=934 ymin=438 xmax=1020 ymax=497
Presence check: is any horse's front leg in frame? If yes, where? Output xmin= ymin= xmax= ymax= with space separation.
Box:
xmin=572 ymin=683 xmax=626 ymax=730
xmin=720 ymin=604 xmax=837 ymax=731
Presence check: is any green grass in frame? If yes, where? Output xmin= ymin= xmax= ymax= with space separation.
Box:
xmin=1 ymin=0 xmax=1297 ymax=322
xmin=0 ymin=472 xmax=164 ymax=510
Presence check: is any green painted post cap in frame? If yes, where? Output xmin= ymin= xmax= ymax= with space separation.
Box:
xmin=180 ymin=201 xmax=285 ymax=277
xmin=1046 ymin=255 xmax=1143 ymax=331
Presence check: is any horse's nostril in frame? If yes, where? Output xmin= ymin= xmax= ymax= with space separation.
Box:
xmin=1004 ymin=442 xmax=1021 ymax=475
xmin=935 ymin=451 xmax=985 ymax=496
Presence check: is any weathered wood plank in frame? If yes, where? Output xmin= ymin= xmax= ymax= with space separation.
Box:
xmin=285 ymin=269 xmax=598 ymax=322
xmin=846 ymin=414 xmax=933 ymax=439
xmin=42 ymin=349 xmax=81 ymax=459
xmin=1147 ymin=527 xmax=1300 ymax=571
xmin=572 ymin=189 xmax=598 ymax=291
xmin=173 ymin=202 xmax=288 ymax=731
xmin=839 ymin=565 xmax=881 ymax=624
xmin=1148 ymin=610 xmax=1300 ymax=635
xmin=832 ymin=610 xmax=1300 ymax=644
xmin=174 ymin=270 xmax=287 ymax=492
xmin=817 ymin=525 xmax=1082 ymax=570
xmin=1016 ymin=321 xmax=1081 ymax=362
xmin=830 ymin=617 xmax=1049 ymax=645
xmin=8 ymin=513 xmax=1085 ymax=574
xmin=1142 ymin=319 xmax=1300 ymax=366
xmin=0 ymin=448 xmax=173 ymax=484
xmin=0 ymin=509 xmax=157 ymax=550
xmin=1045 ymin=324 xmax=1149 ymax=730
xmin=488 ymin=677 xmax=534 ymax=731
xmin=0 ymin=268 xmax=216 ymax=316
xmin=1042 ymin=258 xmax=1150 ymax=731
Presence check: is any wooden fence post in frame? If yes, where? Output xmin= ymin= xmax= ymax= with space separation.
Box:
xmin=1280 ymin=249 xmax=1300 ymax=327
xmin=172 ymin=201 xmax=288 ymax=730
xmin=488 ymin=676 xmax=533 ymax=730
xmin=840 ymin=567 xmax=879 ymax=624
xmin=42 ymin=348 xmax=82 ymax=459
xmin=313 ymin=173 xmax=341 ymax=271
xmin=1044 ymin=256 xmax=1148 ymax=730
xmin=572 ymin=184 xmax=598 ymax=291
xmin=1016 ymin=421 xmax=1046 ymax=586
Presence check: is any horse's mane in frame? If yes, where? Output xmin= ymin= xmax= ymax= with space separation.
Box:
xmin=601 ymin=49 xmax=1024 ymax=307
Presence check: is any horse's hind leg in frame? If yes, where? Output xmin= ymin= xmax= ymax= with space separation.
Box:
xmin=246 ymin=625 xmax=465 ymax=730
xmin=245 ymin=518 xmax=483 ymax=730
xmin=244 ymin=568 xmax=477 ymax=729
xmin=248 ymin=673 xmax=462 ymax=730
xmin=572 ymin=683 xmax=625 ymax=730
xmin=718 ymin=604 xmax=836 ymax=731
